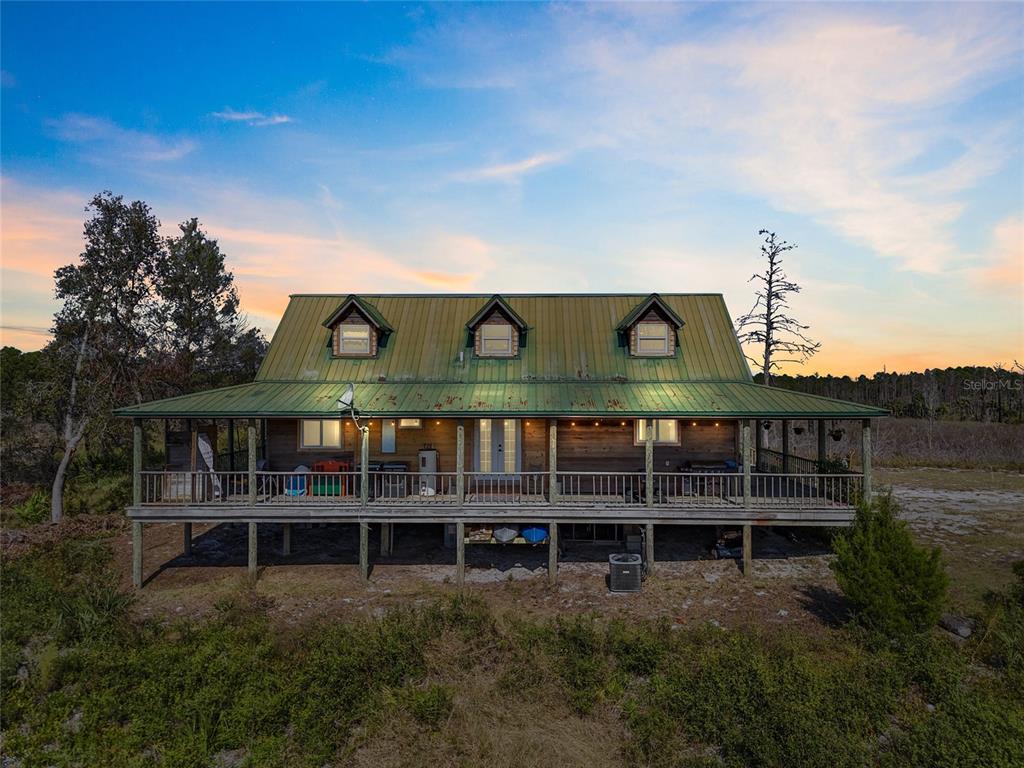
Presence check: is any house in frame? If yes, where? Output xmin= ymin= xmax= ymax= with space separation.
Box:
xmin=116 ymin=293 xmax=886 ymax=587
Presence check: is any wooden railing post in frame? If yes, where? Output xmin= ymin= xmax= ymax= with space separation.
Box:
xmin=360 ymin=425 xmax=370 ymax=507
xmin=644 ymin=419 xmax=654 ymax=508
xmin=781 ymin=419 xmax=790 ymax=473
xmin=456 ymin=421 xmax=465 ymax=507
xmin=816 ymin=419 xmax=826 ymax=470
xmin=132 ymin=418 xmax=142 ymax=506
xmin=861 ymin=419 xmax=872 ymax=502
xmin=548 ymin=419 xmax=558 ymax=504
xmin=741 ymin=421 xmax=751 ymax=509
xmin=247 ymin=419 xmax=257 ymax=505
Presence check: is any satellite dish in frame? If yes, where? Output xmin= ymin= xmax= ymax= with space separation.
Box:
xmin=336 ymin=383 xmax=355 ymax=411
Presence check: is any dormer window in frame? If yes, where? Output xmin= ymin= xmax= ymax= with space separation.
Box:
xmin=636 ymin=322 xmax=671 ymax=356
xmin=479 ymin=323 xmax=514 ymax=356
xmin=338 ymin=323 xmax=371 ymax=355
xmin=616 ymin=294 xmax=685 ymax=358
xmin=466 ymin=295 xmax=528 ymax=359
xmin=323 ymin=295 xmax=393 ymax=359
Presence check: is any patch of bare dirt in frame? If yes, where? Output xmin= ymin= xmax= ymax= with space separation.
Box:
xmin=107 ymin=521 xmax=845 ymax=635
xmin=1 ymin=513 xmax=127 ymax=558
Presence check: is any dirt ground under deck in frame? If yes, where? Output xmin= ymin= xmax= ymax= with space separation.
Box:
xmin=111 ymin=518 xmax=845 ymax=632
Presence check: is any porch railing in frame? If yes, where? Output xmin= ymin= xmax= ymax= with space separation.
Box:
xmin=136 ymin=468 xmax=862 ymax=511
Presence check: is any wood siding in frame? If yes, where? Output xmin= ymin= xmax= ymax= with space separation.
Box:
xmin=555 ymin=419 xmax=737 ymax=471
xmin=265 ymin=417 xmax=737 ymax=473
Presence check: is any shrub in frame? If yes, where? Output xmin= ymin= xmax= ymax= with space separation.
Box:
xmin=5 ymin=489 xmax=49 ymax=526
xmin=830 ymin=492 xmax=948 ymax=639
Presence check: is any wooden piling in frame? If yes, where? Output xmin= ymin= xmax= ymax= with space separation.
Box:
xmin=132 ymin=521 xmax=143 ymax=589
xmin=742 ymin=524 xmax=752 ymax=576
xmin=456 ymin=521 xmax=465 ymax=587
xmin=644 ymin=522 xmax=655 ymax=575
xmin=548 ymin=522 xmax=558 ymax=585
xmin=861 ymin=419 xmax=873 ymax=502
xmin=282 ymin=523 xmax=291 ymax=556
xmin=247 ymin=522 xmax=258 ymax=582
xmin=183 ymin=522 xmax=192 ymax=557
xmin=359 ymin=522 xmax=370 ymax=581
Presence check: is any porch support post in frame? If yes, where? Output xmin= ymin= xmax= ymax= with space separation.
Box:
xmin=282 ymin=523 xmax=291 ymax=556
xmin=741 ymin=421 xmax=752 ymax=508
xmin=359 ymin=426 xmax=370 ymax=507
xmin=781 ymin=419 xmax=790 ymax=473
xmin=817 ymin=419 xmax=826 ymax=469
xmin=548 ymin=522 xmax=558 ymax=585
xmin=742 ymin=524 xmax=753 ymax=576
xmin=132 ymin=418 xmax=143 ymax=506
xmin=644 ymin=522 xmax=655 ymax=575
xmin=359 ymin=522 xmax=370 ymax=581
xmin=456 ymin=421 xmax=465 ymax=507
xmin=247 ymin=522 xmax=258 ymax=582
xmin=644 ymin=419 xmax=654 ymax=508
xmin=456 ymin=521 xmax=465 ymax=587
xmin=247 ymin=419 xmax=257 ymax=505
xmin=548 ymin=419 xmax=558 ymax=504
xmin=227 ymin=418 xmax=235 ymax=471
xmin=754 ymin=420 xmax=763 ymax=471
xmin=132 ymin=521 xmax=143 ymax=589
xmin=183 ymin=523 xmax=192 ymax=556
xmin=861 ymin=419 xmax=873 ymax=503
xmin=380 ymin=523 xmax=390 ymax=556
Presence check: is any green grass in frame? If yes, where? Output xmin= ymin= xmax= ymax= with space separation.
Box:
xmin=3 ymin=539 xmax=1023 ymax=767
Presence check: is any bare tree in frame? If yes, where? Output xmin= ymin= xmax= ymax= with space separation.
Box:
xmin=735 ymin=230 xmax=821 ymax=386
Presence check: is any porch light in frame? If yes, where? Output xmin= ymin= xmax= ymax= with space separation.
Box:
xmin=571 ymin=422 xmax=576 ymax=426
xmin=621 ymin=421 xmax=626 ymax=426
xmin=714 ymin=422 xmax=720 ymax=427
xmin=691 ymin=421 xmax=697 ymax=427
xmin=594 ymin=421 xmax=599 ymax=426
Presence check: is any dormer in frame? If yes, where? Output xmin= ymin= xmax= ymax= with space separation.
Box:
xmin=465 ymin=295 xmax=528 ymax=358
xmin=322 ymin=295 xmax=393 ymax=358
xmin=616 ymin=294 xmax=685 ymax=357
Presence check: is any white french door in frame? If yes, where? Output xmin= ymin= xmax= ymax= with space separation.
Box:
xmin=475 ymin=418 xmax=520 ymax=474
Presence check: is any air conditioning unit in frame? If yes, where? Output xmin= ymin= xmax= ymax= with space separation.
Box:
xmin=609 ymin=553 xmax=643 ymax=592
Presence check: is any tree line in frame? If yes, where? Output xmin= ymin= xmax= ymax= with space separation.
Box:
xmin=759 ymin=366 xmax=1024 ymax=423
xmin=2 ymin=192 xmax=267 ymax=520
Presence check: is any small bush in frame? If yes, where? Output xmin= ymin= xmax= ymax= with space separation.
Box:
xmin=830 ymin=492 xmax=948 ymax=639
xmin=6 ymin=489 xmax=49 ymax=526
xmin=63 ymin=472 xmax=130 ymax=516
xmin=400 ymin=683 xmax=454 ymax=729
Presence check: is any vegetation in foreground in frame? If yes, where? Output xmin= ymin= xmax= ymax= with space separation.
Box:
xmin=2 ymin=536 xmax=1022 ymax=768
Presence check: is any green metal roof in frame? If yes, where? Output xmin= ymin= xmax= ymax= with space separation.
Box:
xmin=115 ymin=380 xmax=886 ymax=419
xmin=256 ymin=293 xmax=751 ymax=384
xmin=115 ymin=293 xmax=886 ymax=419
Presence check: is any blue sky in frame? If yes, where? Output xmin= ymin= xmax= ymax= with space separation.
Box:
xmin=2 ymin=2 xmax=1021 ymax=374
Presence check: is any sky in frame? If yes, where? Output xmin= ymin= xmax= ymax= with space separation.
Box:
xmin=1 ymin=1 xmax=1021 ymax=376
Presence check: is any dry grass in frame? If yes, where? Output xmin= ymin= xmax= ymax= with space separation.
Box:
xmin=766 ymin=418 xmax=1024 ymax=470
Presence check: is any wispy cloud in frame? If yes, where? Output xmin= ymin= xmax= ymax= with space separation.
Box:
xmin=405 ymin=5 xmax=1022 ymax=274
xmin=452 ymin=151 xmax=566 ymax=183
xmin=45 ymin=113 xmax=195 ymax=163
xmin=212 ymin=108 xmax=294 ymax=127
xmin=1 ymin=70 xmax=16 ymax=88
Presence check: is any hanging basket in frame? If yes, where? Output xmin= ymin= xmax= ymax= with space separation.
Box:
xmin=793 ymin=426 xmax=805 ymax=435
xmin=829 ymin=428 xmax=845 ymax=442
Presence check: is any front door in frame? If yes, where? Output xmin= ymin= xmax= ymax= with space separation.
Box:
xmin=475 ymin=418 xmax=520 ymax=474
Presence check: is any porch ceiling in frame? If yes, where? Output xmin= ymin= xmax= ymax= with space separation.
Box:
xmin=114 ymin=380 xmax=887 ymax=419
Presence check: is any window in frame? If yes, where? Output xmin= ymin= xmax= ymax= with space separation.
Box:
xmin=301 ymin=419 xmax=342 ymax=449
xmin=338 ymin=323 xmax=371 ymax=355
xmin=636 ymin=322 xmax=671 ymax=355
xmin=479 ymin=324 xmax=513 ymax=356
xmin=382 ymin=420 xmax=396 ymax=453
xmin=478 ymin=418 xmax=492 ymax=473
xmin=634 ymin=419 xmax=679 ymax=445
xmin=398 ymin=418 xmax=422 ymax=428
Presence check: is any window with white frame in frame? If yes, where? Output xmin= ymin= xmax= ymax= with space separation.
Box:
xmin=479 ymin=324 xmax=514 ymax=356
xmin=634 ymin=419 xmax=679 ymax=445
xmin=338 ymin=323 xmax=371 ymax=355
xmin=635 ymin=322 xmax=671 ymax=355
xmin=301 ymin=419 xmax=343 ymax=449
xmin=398 ymin=418 xmax=422 ymax=428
